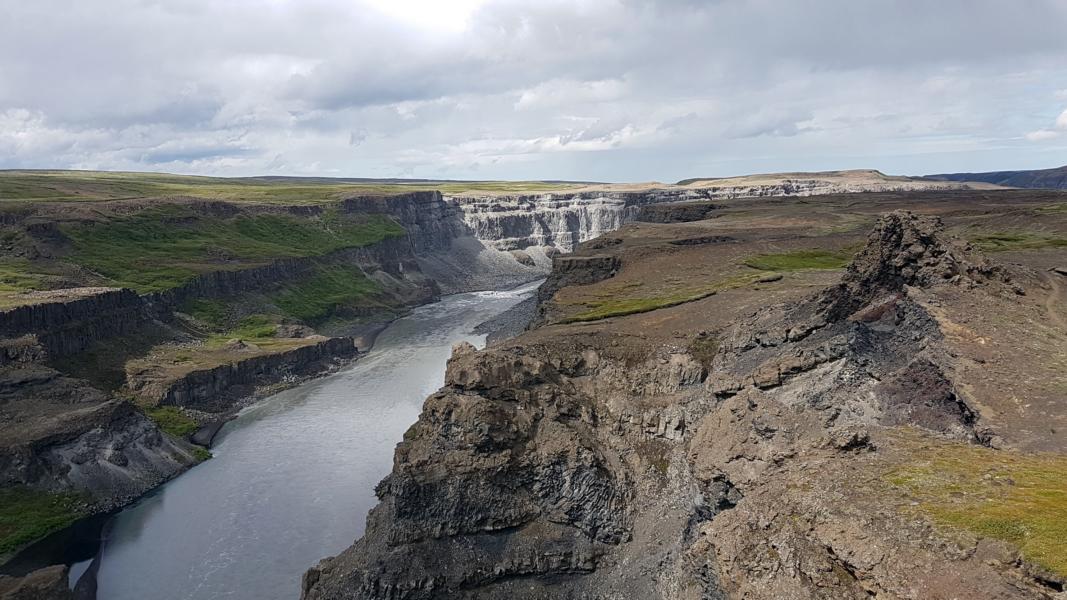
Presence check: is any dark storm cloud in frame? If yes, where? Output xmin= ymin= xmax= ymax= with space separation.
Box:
xmin=1 ymin=0 xmax=1066 ymax=179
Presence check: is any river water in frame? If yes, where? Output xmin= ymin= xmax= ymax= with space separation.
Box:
xmin=70 ymin=283 xmax=537 ymax=600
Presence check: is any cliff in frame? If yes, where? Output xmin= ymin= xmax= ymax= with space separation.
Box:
xmin=304 ymin=189 xmax=1067 ymax=600
xmin=0 ymin=288 xmax=148 ymax=359
xmin=127 ymin=336 xmax=358 ymax=412
xmin=0 ymin=366 xmax=199 ymax=509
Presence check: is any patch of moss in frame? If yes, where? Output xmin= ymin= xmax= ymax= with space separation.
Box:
xmin=744 ymin=249 xmax=852 ymax=271
xmin=886 ymin=439 xmax=1067 ymax=577
xmin=232 ymin=314 xmax=277 ymax=339
xmin=0 ymin=261 xmax=44 ymax=294
xmin=181 ymin=298 xmax=229 ymax=328
xmin=0 ymin=487 xmax=86 ymax=556
xmin=144 ymin=406 xmax=199 ymax=438
xmin=688 ymin=333 xmax=720 ymax=370
xmin=192 ymin=447 xmax=213 ymax=462
xmin=271 ymin=265 xmax=382 ymax=323
xmin=968 ymin=232 xmax=1067 ymax=252
xmin=564 ymin=273 xmax=761 ymax=323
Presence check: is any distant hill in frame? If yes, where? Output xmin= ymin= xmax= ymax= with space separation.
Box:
xmin=925 ymin=165 xmax=1067 ymax=189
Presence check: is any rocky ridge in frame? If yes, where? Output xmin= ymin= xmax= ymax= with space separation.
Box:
xmin=302 ymin=209 xmax=1060 ymax=600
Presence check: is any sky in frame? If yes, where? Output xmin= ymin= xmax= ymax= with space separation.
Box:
xmin=1 ymin=0 xmax=1066 ymax=182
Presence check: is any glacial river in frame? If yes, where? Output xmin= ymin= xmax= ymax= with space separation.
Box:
xmin=59 ymin=283 xmax=537 ymax=600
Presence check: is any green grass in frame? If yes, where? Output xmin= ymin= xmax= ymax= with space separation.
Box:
xmin=272 ymin=265 xmax=382 ymax=323
xmin=886 ymin=440 xmax=1067 ymax=577
xmin=203 ymin=314 xmax=279 ymax=347
xmin=0 ymin=261 xmax=45 ymax=294
xmin=181 ymin=298 xmax=228 ymax=327
xmin=0 ymin=170 xmax=585 ymax=203
xmin=0 ymin=487 xmax=86 ymax=556
xmin=743 ymin=249 xmax=852 ymax=271
xmin=1035 ymin=203 xmax=1067 ymax=214
xmin=192 ymin=447 xmax=213 ymax=461
xmin=968 ymin=232 xmax=1067 ymax=252
xmin=62 ymin=208 xmax=404 ymax=292
xmin=143 ymin=406 xmax=199 ymax=438
xmin=232 ymin=314 xmax=276 ymax=338
xmin=563 ymin=273 xmax=761 ymax=323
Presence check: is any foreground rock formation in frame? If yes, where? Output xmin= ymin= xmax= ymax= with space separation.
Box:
xmin=305 ymin=189 xmax=1067 ymax=599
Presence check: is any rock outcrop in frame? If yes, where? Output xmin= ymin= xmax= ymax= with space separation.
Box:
xmin=0 ymin=565 xmax=72 ymax=600
xmin=0 ymin=366 xmax=198 ymax=508
xmin=126 ymin=336 xmax=359 ymax=412
xmin=302 ymin=210 xmax=1055 ymax=600
xmin=0 ymin=288 xmax=148 ymax=360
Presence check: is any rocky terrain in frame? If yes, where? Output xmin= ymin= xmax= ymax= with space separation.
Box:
xmin=304 ymin=188 xmax=1067 ymax=600
xmin=0 ymin=170 xmax=1028 ymax=593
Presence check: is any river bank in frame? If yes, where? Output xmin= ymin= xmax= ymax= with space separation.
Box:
xmin=2 ymin=282 xmax=540 ymax=599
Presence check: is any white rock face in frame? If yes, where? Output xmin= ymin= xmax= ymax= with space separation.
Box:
xmin=448 ymin=191 xmax=700 ymax=252
xmin=447 ymin=173 xmax=983 ymax=254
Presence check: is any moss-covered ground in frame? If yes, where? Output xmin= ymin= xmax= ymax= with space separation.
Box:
xmin=0 ymin=487 xmax=86 ymax=558
xmin=61 ymin=208 xmax=403 ymax=292
xmin=743 ymin=248 xmax=853 ymax=271
xmin=886 ymin=438 xmax=1067 ymax=577
xmin=563 ymin=273 xmax=762 ymax=322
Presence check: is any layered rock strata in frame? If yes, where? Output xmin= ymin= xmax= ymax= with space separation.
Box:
xmin=303 ymin=211 xmax=1055 ymax=600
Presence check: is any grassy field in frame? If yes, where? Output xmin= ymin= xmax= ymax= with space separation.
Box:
xmin=0 ymin=170 xmax=584 ymax=204
xmin=62 ymin=208 xmax=403 ymax=292
xmin=0 ymin=487 xmax=86 ymax=557
xmin=968 ymin=232 xmax=1067 ymax=252
xmin=143 ymin=406 xmax=200 ymax=438
xmin=887 ymin=438 xmax=1067 ymax=577
xmin=271 ymin=265 xmax=383 ymax=323
xmin=563 ymin=273 xmax=763 ymax=323
xmin=743 ymin=248 xmax=853 ymax=271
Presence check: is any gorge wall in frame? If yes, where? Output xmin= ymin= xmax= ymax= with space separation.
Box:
xmin=302 ymin=196 xmax=1067 ymax=600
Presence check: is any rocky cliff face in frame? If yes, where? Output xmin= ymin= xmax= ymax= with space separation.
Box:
xmin=127 ymin=337 xmax=358 ymax=412
xmin=0 ymin=366 xmax=199 ymax=509
xmin=302 ymin=210 xmax=1059 ymax=600
xmin=447 ymin=176 xmax=983 ymax=255
xmin=449 ymin=190 xmax=700 ymax=252
xmin=0 ymin=289 xmax=148 ymax=360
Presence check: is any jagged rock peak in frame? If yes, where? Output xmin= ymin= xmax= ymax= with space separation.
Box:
xmin=822 ymin=210 xmax=999 ymax=319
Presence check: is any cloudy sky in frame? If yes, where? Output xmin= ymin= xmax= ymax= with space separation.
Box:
xmin=2 ymin=0 xmax=1066 ymax=182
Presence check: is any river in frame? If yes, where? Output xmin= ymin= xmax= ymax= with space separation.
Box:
xmin=57 ymin=282 xmax=537 ymax=600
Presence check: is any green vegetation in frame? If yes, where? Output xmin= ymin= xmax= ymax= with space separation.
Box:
xmin=688 ymin=333 xmax=720 ymax=370
xmin=0 ymin=487 xmax=86 ymax=556
xmin=744 ymin=249 xmax=852 ymax=271
xmin=563 ymin=273 xmax=761 ymax=323
xmin=0 ymin=261 xmax=44 ymax=294
xmin=231 ymin=314 xmax=276 ymax=339
xmin=1035 ymin=202 xmax=1067 ymax=214
xmin=272 ymin=265 xmax=382 ymax=323
xmin=192 ymin=447 xmax=213 ymax=462
xmin=0 ymin=170 xmax=584 ymax=204
xmin=143 ymin=406 xmax=199 ymax=438
xmin=968 ymin=232 xmax=1067 ymax=252
xmin=886 ymin=440 xmax=1067 ymax=577
xmin=62 ymin=208 xmax=404 ymax=292
xmin=181 ymin=298 xmax=229 ymax=328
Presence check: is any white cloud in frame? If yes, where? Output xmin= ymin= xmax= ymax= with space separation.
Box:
xmin=1026 ymin=129 xmax=1060 ymax=142
xmin=1057 ymin=108 xmax=1067 ymax=130
xmin=3 ymin=0 xmax=1067 ymax=179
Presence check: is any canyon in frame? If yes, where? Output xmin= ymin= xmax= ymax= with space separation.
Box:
xmin=2 ymin=170 xmax=1064 ymax=599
